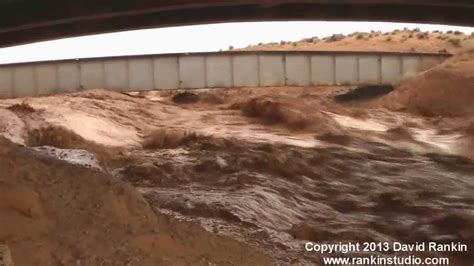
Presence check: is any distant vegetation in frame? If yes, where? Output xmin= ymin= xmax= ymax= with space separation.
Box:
xmin=229 ymin=28 xmax=471 ymax=53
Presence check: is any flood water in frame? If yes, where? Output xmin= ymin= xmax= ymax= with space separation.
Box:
xmin=1 ymin=87 xmax=473 ymax=265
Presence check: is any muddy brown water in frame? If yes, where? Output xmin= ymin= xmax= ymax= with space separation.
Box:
xmin=2 ymin=87 xmax=473 ymax=265
xmin=113 ymin=136 xmax=474 ymax=265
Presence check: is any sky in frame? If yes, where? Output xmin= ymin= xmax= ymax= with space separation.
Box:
xmin=0 ymin=21 xmax=472 ymax=64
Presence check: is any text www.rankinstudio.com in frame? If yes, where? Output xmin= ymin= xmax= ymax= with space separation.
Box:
xmin=306 ymin=241 xmax=468 ymax=265
xmin=322 ymin=255 xmax=449 ymax=265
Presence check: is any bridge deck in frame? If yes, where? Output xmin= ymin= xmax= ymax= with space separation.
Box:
xmin=0 ymin=1 xmax=473 ymax=47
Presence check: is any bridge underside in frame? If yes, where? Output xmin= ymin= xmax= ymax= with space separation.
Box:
xmin=0 ymin=0 xmax=473 ymax=48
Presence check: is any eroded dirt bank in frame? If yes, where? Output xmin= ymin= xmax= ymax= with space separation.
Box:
xmin=376 ymin=50 xmax=474 ymax=117
xmin=0 ymin=138 xmax=271 ymax=265
xmin=0 ymin=51 xmax=473 ymax=265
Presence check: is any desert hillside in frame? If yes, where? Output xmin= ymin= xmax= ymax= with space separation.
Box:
xmin=239 ymin=29 xmax=473 ymax=54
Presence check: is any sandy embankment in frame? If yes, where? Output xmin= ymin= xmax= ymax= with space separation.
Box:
xmin=0 ymin=137 xmax=271 ymax=265
xmin=377 ymin=50 xmax=474 ymax=117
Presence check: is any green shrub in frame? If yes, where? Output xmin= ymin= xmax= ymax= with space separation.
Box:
xmin=448 ymin=38 xmax=461 ymax=47
xmin=326 ymin=34 xmax=345 ymax=42
xmin=356 ymin=33 xmax=365 ymax=40
xmin=417 ymin=32 xmax=429 ymax=39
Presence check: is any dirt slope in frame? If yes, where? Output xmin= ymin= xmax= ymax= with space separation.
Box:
xmin=376 ymin=50 xmax=474 ymax=117
xmin=0 ymin=138 xmax=270 ymax=265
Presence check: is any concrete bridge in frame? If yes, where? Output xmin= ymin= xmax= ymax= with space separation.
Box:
xmin=0 ymin=51 xmax=449 ymax=98
xmin=0 ymin=0 xmax=473 ymax=48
